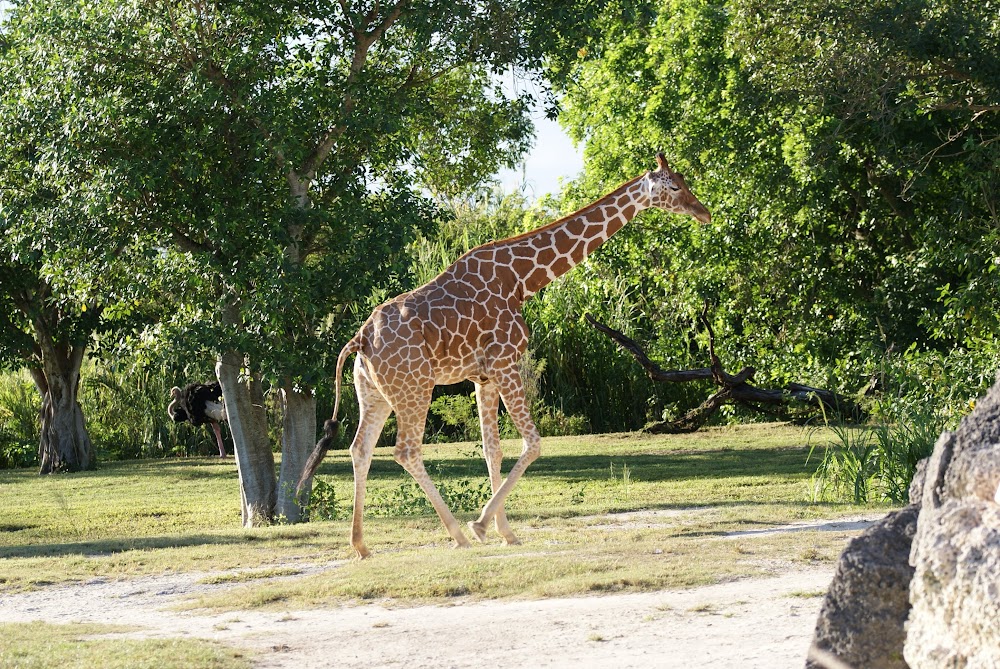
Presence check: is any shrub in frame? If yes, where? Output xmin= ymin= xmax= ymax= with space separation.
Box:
xmin=0 ymin=370 xmax=40 ymax=469
xmin=808 ymin=402 xmax=951 ymax=504
xmin=306 ymin=477 xmax=344 ymax=521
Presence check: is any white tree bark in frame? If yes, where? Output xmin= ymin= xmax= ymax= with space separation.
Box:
xmin=216 ymin=352 xmax=276 ymax=527
xmin=276 ymin=383 xmax=316 ymax=522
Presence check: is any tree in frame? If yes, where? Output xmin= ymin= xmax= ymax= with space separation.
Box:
xmin=0 ymin=9 xmax=139 ymax=472
xmin=2 ymin=0 xmax=624 ymax=522
xmin=549 ymin=0 xmax=1000 ymax=416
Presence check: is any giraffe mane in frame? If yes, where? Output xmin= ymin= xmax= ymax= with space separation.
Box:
xmin=466 ymin=172 xmax=647 ymax=254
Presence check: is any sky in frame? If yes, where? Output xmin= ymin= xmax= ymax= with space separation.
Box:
xmin=496 ymin=112 xmax=585 ymax=200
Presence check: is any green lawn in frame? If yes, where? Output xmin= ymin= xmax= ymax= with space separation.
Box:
xmin=0 ymin=423 xmax=886 ymax=606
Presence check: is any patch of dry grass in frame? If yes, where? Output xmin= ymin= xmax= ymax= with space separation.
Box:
xmin=0 ymin=622 xmax=251 ymax=669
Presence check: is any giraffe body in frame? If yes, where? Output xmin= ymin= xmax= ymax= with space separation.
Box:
xmin=301 ymin=154 xmax=711 ymax=558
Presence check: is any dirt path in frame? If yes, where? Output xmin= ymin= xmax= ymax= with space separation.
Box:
xmin=0 ymin=514 xmax=886 ymax=668
xmin=0 ymin=566 xmax=833 ymax=668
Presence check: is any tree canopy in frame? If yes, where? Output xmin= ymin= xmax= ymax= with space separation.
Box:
xmin=2 ymin=0 xmax=998 ymax=493
xmin=544 ymin=0 xmax=1000 ymax=412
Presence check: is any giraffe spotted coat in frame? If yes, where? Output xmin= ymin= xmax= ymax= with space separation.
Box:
xmin=301 ymin=153 xmax=711 ymax=558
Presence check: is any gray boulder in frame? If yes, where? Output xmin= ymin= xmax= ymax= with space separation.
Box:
xmin=905 ymin=382 xmax=1000 ymax=669
xmin=809 ymin=376 xmax=1000 ymax=669
xmin=807 ymin=505 xmax=919 ymax=669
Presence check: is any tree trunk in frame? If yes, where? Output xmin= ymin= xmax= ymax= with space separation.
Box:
xmin=274 ymin=173 xmax=318 ymax=523
xmin=276 ymin=382 xmax=316 ymax=522
xmin=216 ymin=352 xmax=276 ymax=527
xmin=33 ymin=343 xmax=94 ymax=474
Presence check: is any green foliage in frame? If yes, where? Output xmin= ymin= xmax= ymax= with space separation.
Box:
xmin=307 ymin=467 xmax=493 ymax=522
xmin=808 ymin=403 xmax=950 ymax=504
xmin=306 ymin=477 xmax=343 ymax=522
xmin=0 ymin=370 xmax=39 ymax=469
xmin=536 ymin=0 xmax=1000 ymax=430
xmin=535 ymin=406 xmax=592 ymax=437
xmin=366 ymin=466 xmax=493 ymax=517
xmin=428 ymin=393 xmax=482 ymax=443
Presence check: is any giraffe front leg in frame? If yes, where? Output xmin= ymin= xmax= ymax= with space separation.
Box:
xmin=470 ymin=367 xmax=540 ymax=542
xmin=473 ymin=382 xmax=519 ymax=545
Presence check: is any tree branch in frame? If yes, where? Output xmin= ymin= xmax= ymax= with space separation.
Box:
xmin=299 ymin=0 xmax=409 ymax=179
xmin=585 ymin=311 xmax=866 ymax=432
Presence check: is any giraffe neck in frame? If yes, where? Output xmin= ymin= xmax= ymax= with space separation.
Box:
xmin=502 ymin=174 xmax=650 ymax=299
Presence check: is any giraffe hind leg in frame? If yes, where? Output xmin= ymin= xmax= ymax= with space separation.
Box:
xmin=393 ymin=397 xmax=472 ymax=549
xmin=348 ymin=366 xmax=393 ymax=559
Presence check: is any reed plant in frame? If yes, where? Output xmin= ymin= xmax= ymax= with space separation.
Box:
xmin=81 ymin=361 xmax=212 ymax=460
xmin=807 ymin=401 xmax=950 ymax=504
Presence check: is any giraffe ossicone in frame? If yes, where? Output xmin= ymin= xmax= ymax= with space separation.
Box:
xmin=298 ymin=153 xmax=711 ymax=558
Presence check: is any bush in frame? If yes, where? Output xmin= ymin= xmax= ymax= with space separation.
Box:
xmin=808 ymin=403 xmax=951 ymax=505
xmin=0 ymin=370 xmax=40 ymax=469
xmin=428 ymin=392 xmax=481 ymax=442
xmin=306 ymin=477 xmax=344 ymax=520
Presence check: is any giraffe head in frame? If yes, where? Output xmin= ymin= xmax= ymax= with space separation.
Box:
xmin=644 ymin=153 xmax=711 ymax=224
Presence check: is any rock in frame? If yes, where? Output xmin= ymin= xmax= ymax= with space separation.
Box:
xmin=931 ymin=381 xmax=1000 ymax=505
xmin=905 ymin=382 xmax=1000 ymax=669
xmin=807 ymin=505 xmax=919 ymax=669
xmin=905 ymin=500 xmax=1000 ymax=668
xmin=908 ymin=457 xmax=927 ymax=507
xmin=810 ymin=375 xmax=1000 ymax=669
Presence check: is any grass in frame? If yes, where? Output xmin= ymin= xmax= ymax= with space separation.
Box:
xmin=0 ymin=622 xmax=251 ymax=669
xmin=0 ymin=423 xmax=884 ymax=606
xmin=197 ymin=567 xmax=303 ymax=585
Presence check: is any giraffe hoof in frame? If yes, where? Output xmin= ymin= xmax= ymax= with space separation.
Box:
xmin=467 ymin=520 xmax=488 ymax=543
xmin=353 ymin=546 xmax=371 ymax=560
xmin=503 ymin=535 xmax=521 ymax=546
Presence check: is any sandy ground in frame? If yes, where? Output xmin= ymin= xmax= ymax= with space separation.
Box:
xmin=0 ymin=515 xmax=885 ymax=668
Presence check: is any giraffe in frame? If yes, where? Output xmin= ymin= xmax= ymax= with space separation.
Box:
xmin=298 ymin=153 xmax=711 ymax=558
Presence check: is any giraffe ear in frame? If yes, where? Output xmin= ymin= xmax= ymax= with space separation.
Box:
xmin=655 ymin=152 xmax=672 ymax=173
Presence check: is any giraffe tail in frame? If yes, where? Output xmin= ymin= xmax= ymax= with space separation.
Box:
xmin=296 ymin=335 xmax=362 ymax=494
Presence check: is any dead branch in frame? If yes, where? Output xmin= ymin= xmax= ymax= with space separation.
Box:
xmin=584 ymin=311 xmax=866 ymax=433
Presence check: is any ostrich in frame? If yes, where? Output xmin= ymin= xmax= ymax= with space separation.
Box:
xmin=167 ymin=382 xmax=229 ymax=457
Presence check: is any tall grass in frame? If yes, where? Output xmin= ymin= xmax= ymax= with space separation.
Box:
xmin=81 ymin=362 xmax=217 ymax=459
xmin=807 ymin=402 xmax=950 ymax=504
xmin=0 ymin=369 xmax=40 ymax=469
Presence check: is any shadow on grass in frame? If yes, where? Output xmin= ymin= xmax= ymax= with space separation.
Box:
xmin=675 ymin=515 xmax=881 ymax=539
xmin=314 ymin=446 xmax=815 ymax=483
xmin=0 ymin=532 xmax=269 ymax=560
xmin=0 ymin=457 xmax=236 ymax=488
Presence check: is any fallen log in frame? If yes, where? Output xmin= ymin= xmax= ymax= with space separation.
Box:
xmin=585 ymin=307 xmax=866 ymax=433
